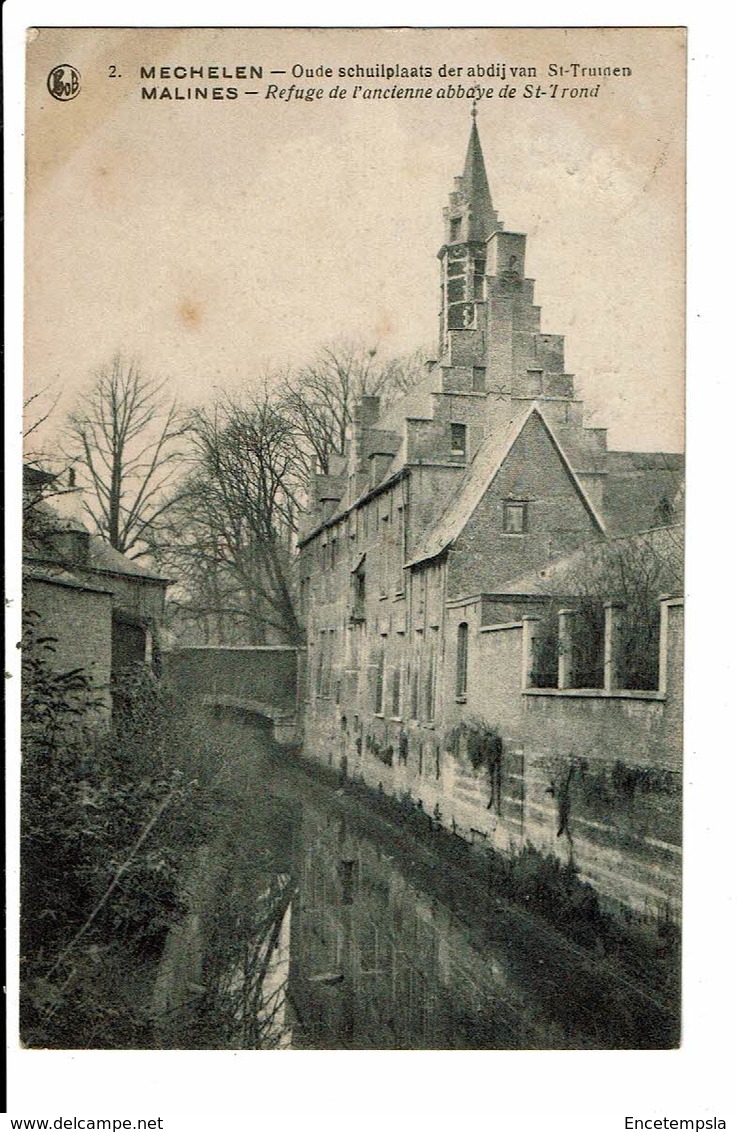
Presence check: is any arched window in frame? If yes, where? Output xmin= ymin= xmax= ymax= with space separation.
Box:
xmin=456 ymin=622 xmax=469 ymax=699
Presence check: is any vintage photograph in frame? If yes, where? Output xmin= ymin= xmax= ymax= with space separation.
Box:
xmin=19 ymin=26 xmax=685 ymax=1051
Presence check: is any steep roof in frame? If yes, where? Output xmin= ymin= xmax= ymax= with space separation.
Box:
xmin=25 ymin=499 xmax=170 ymax=583
xmin=23 ymin=465 xmax=57 ymax=488
xmin=489 ymin=523 xmax=684 ymax=598
xmin=86 ymin=537 xmax=169 ymax=582
xmin=462 ymin=116 xmax=501 ymax=241
xmin=405 ymin=403 xmax=605 ymax=568
xmin=602 ymin=451 xmax=684 ymax=535
xmin=23 ymin=563 xmax=114 ymax=596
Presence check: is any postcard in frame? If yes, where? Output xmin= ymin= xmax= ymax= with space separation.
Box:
xmin=7 ymin=16 xmax=720 ymax=1131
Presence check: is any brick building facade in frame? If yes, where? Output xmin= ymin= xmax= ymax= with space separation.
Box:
xmin=24 ymin=468 xmax=169 ymax=720
xmin=297 ymin=116 xmax=684 ymax=922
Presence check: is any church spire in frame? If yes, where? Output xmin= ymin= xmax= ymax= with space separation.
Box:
xmin=461 ymin=108 xmax=499 ymax=241
xmin=438 ymin=111 xmax=503 ymax=354
xmin=442 ymin=109 xmax=502 ymax=249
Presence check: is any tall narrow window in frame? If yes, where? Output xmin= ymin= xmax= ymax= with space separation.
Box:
xmin=456 ymin=622 xmax=469 ymax=699
xmin=391 ymin=665 xmax=401 ymax=717
xmin=324 ymin=631 xmax=334 ymax=699
xmin=425 ymin=649 xmax=436 ymax=722
xmin=339 ymin=860 xmax=356 ymax=906
xmin=351 ymin=559 xmax=366 ymax=622
xmin=473 ymin=257 xmax=486 ymax=301
xmin=374 ymin=643 xmax=385 ymax=714
xmin=395 ymin=507 xmax=405 ymax=594
xmin=450 ymin=423 xmax=467 ymax=458
xmin=316 ymin=638 xmax=324 ymax=698
xmin=380 ymin=515 xmax=389 ymax=597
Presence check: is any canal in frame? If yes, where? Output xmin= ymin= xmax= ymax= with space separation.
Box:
xmin=152 ymin=712 xmax=678 ymax=1050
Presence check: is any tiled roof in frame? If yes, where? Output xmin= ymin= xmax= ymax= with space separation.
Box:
xmin=86 ymin=537 xmax=169 ymax=582
xmin=602 ymin=451 xmax=685 ymax=535
xmin=491 ymin=523 xmax=685 ymax=597
xmin=23 ymin=563 xmax=114 ymax=596
xmin=26 ymin=499 xmax=169 ymax=583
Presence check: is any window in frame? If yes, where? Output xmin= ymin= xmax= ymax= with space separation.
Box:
xmin=374 ymin=643 xmax=385 ymax=714
xmin=472 ymin=367 xmax=486 ymax=392
xmin=450 ymin=423 xmax=467 ymax=457
xmin=395 ymin=508 xmax=405 ymax=594
xmin=503 ymin=500 xmax=528 ymax=534
xmin=380 ymin=515 xmax=390 ymax=597
xmin=448 ymin=277 xmax=465 ymax=303
xmin=473 ymin=258 xmax=486 ymax=300
xmin=449 ymin=217 xmax=461 ymax=241
xmin=456 ymin=622 xmax=469 ymax=699
xmin=391 ymin=666 xmax=401 ymax=717
xmin=409 ymin=663 xmax=419 ymax=720
xmin=339 ymin=860 xmax=356 ymax=906
xmin=527 ymin=368 xmax=543 ymax=395
xmin=323 ymin=632 xmax=334 ymax=699
xmin=315 ymin=638 xmax=324 ymax=698
xmin=425 ymin=648 xmax=436 ymax=722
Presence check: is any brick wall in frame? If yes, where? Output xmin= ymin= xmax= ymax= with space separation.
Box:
xmin=25 ymin=577 xmax=113 ymax=717
xmin=165 ymin=646 xmax=302 ymax=712
xmin=303 ymin=594 xmax=683 ymax=925
xmin=448 ymin=412 xmax=602 ymax=598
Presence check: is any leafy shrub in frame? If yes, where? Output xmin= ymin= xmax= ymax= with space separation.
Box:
xmin=446 ymin=717 xmax=503 ymax=811
xmin=20 ymin=612 xmax=207 ymax=1048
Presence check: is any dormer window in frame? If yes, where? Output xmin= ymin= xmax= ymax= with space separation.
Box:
xmin=450 ymin=423 xmax=467 ymax=458
xmin=503 ymin=500 xmax=528 ymax=534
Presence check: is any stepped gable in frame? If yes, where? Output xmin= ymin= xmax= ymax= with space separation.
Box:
xmin=298 ymin=112 xmax=681 ymax=550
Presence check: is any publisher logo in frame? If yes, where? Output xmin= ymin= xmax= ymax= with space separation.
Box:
xmin=47 ymin=64 xmax=81 ymax=101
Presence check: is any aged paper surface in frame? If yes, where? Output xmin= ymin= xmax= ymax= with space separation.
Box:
xmin=5 ymin=12 xmax=730 ymax=1131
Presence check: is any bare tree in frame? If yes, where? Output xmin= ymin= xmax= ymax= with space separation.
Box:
xmin=23 ymin=386 xmax=62 ymax=464
xmin=157 ymin=390 xmax=305 ymax=646
xmin=22 ymin=388 xmax=86 ymax=554
xmin=156 ymin=340 xmax=428 ymax=645
xmin=66 ymin=356 xmax=189 ymax=558
xmin=536 ymin=525 xmax=684 ymax=690
xmin=281 ymin=338 xmax=427 ymax=475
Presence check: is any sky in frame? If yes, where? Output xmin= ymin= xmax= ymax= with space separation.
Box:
xmin=24 ymin=26 xmax=685 ymax=454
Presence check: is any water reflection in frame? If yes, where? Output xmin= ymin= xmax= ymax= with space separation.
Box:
xmin=153 ymin=726 xmax=675 ymax=1050
xmin=289 ymin=809 xmax=522 ymax=1048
